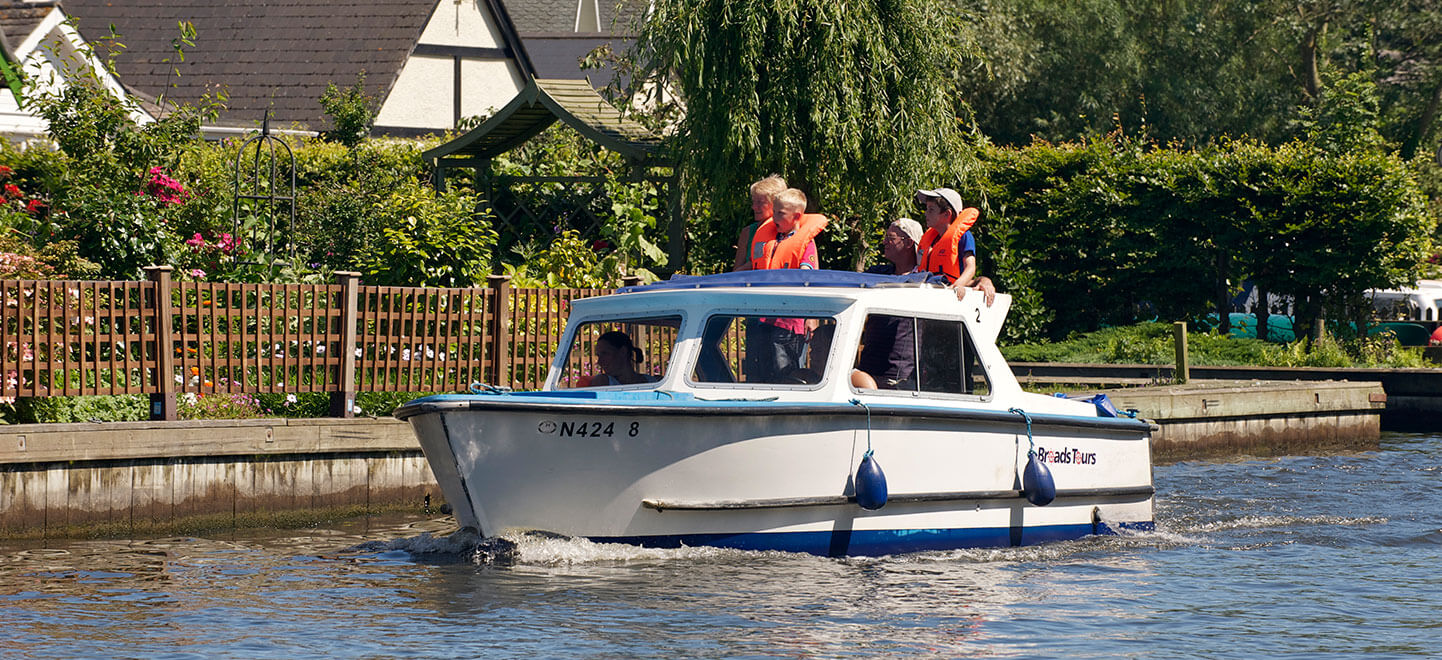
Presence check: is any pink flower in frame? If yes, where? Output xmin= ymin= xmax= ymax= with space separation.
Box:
xmin=143 ymin=167 xmax=187 ymax=205
xmin=190 ymin=269 xmax=206 ymax=279
xmin=186 ymin=233 xmax=205 ymax=247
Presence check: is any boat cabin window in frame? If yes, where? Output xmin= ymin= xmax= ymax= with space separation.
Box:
xmin=691 ymin=314 xmax=838 ymax=385
xmin=556 ymin=316 xmax=681 ymax=388
xmin=852 ymin=314 xmax=990 ymax=396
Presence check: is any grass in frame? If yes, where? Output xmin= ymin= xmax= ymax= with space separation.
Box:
xmin=1001 ymin=321 xmax=1429 ymax=368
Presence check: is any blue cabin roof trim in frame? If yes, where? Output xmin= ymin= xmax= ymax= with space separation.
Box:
xmin=619 ymin=269 xmax=936 ymax=293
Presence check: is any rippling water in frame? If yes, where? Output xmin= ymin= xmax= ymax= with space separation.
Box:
xmin=2 ymin=432 xmax=1439 ymax=658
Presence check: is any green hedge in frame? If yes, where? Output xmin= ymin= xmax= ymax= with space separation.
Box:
xmin=972 ymin=139 xmax=1435 ymax=343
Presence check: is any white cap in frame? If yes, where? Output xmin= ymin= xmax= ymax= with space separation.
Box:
xmin=916 ymin=187 xmax=963 ymax=215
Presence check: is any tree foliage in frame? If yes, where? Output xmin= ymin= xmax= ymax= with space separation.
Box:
xmin=958 ymin=0 xmax=1442 ymax=158
xmin=628 ymin=0 xmax=980 ymax=269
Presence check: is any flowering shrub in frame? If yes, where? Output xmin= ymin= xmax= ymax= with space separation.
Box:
xmin=180 ymin=230 xmax=245 ymax=280
xmin=178 ymin=392 xmax=269 ymax=420
xmin=143 ymin=167 xmax=187 ymax=205
xmin=0 ymin=251 xmax=57 ymax=279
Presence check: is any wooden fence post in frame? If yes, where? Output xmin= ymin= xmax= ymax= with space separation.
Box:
xmin=1173 ymin=321 xmax=1189 ymax=384
xmin=145 ymin=266 xmax=177 ymax=421
xmin=330 ymin=271 xmax=360 ymax=418
xmin=487 ymin=274 xmax=511 ymax=388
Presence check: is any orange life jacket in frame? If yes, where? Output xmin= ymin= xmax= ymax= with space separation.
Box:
xmin=749 ymin=213 xmax=828 ymax=270
xmin=918 ymin=208 xmax=978 ymax=282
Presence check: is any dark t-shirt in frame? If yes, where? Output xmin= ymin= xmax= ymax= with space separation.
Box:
xmin=857 ymin=264 xmax=916 ymax=388
xmin=858 ymin=313 xmax=915 ymax=389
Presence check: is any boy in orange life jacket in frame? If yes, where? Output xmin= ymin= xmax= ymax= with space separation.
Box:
xmin=732 ymin=175 xmax=789 ymax=271
xmin=916 ymin=187 xmax=983 ymax=300
xmin=744 ymin=188 xmax=825 ymax=381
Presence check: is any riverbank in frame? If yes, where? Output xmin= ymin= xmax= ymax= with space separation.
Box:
xmin=0 ymin=418 xmax=436 ymax=539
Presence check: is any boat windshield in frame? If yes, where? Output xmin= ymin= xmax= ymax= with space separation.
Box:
xmin=556 ymin=316 xmax=681 ymax=389
xmin=690 ymin=314 xmax=838 ymax=386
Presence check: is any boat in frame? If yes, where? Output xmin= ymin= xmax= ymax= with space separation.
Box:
xmin=394 ymin=270 xmax=1155 ymax=557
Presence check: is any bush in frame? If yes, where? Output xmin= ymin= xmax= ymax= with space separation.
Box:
xmin=10 ymin=395 xmax=149 ymax=424
xmin=974 ymin=136 xmax=1435 ymax=343
xmin=356 ymin=179 xmax=495 ymax=286
xmin=177 ymin=392 xmax=267 ymax=420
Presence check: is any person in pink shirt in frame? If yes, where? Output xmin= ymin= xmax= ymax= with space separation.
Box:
xmin=745 ymin=188 xmax=823 ymax=382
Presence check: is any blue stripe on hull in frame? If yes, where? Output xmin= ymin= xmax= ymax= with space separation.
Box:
xmin=593 ymin=521 xmax=1156 ymax=557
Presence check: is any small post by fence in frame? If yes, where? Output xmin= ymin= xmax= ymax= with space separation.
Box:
xmin=1173 ymin=321 xmax=1189 ymax=384
xmin=146 ymin=266 xmax=177 ymax=421
xmin=487 ymin=274 xmax=512 ymax=388
xmin=330 ymin=271 xmax=361 ymax=418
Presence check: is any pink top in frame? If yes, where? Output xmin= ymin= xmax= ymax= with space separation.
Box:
xmin=765 ymin=240 xmax=818 ymax=334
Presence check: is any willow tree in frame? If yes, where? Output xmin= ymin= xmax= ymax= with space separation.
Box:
xmin=626 ymin=0 xmax=979 ymax=271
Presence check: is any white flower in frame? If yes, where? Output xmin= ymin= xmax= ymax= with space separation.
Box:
xmin=352 ymin=404 xmax=362 ymax=414
xmin=285 ymin=393 xmax=298 ymax=405
xmin=315 ymin=345 xmax=325 ymax=354
xmin=355 ymin=348 xmax=363 ymax=358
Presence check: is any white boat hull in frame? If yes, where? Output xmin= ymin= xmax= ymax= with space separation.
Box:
xmin=402 ymin=395 xmax=1154 ymax=556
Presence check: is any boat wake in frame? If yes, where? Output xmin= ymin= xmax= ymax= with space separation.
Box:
xmin=342 ymin=528 xmax=794 ymax=566
xmin=1180 ymin=514 xmax=1387 ymax=533
xmin=343 ymin=524 xmax=1197 ymax=566
xmin=343 ymin=528 xmax=520 ymax=565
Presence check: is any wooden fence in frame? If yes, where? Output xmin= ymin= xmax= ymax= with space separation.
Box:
xmin=0 ymin=267 xmax=624 ymax=419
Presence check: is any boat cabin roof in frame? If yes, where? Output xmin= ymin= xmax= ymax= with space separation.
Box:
xmin=617 ymin=269 xmax=935 ymax=292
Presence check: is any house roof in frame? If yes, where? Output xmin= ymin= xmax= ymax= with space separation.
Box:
xmin=501 ymin=0 xmax=644 ymax=85
xmin=59 ymin=0 xmax=440 ymax=129
xmin=424 ymin=77 xmax=664 ymax=164
xmin=0 ymin=1 xmax=53 ymax=55
xmin=504 ymin=0 xmax=646 ymax=35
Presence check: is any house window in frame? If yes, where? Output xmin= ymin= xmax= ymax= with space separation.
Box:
xmin=853 ymin=314 xmax=989 ymax=396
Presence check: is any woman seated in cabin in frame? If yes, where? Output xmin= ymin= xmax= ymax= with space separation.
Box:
xmin=590 ymin=331 xmax=657 ymax=386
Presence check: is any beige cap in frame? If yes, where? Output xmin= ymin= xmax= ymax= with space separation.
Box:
xmin=888 ymin=218 xmax=923 ymax=245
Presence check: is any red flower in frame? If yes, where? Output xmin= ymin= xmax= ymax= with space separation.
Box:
xmin=3 ymin=184 xmax=20 ymax=199
xmin=25 ymin=199 xmax=45 ymax=215
xmin=591 ymin=239 xmax=611 ymax=251
xmin=0 ymin=166 xmax=12 ymax=178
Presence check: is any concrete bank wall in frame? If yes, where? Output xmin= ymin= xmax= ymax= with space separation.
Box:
xmin=1012 ymin=362 xmax=1440 ymax=431
xmin=1105 ymin=380 xmax=1386 ymax=460
xmin=0 ymin=418 xmax=437 ymax=539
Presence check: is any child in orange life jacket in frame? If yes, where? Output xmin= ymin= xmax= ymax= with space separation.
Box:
xmin=732 ymin=175 xmax=789 ymax=271
xmin=744 ymin=188 xmax=827 ymax=382
xmin=916 ymin=187 xmax=994 ymax=303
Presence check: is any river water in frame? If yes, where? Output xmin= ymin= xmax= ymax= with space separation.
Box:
xmin=2 ymin=431 xmax=1439 ymax=659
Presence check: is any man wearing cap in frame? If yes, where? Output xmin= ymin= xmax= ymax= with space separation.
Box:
xmin=856 ymin=218 xmax=925 ymax=389
xmin=866 ymin=218 xmax=924 ymax=275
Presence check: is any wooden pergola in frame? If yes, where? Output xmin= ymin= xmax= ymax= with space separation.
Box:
xmin=424 ymin=78 xmax=682 ymax=269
